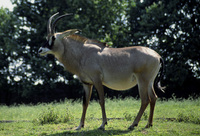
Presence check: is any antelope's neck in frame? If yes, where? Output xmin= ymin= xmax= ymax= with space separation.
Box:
xmin=55 ymin=50 xmax=81 ymax=76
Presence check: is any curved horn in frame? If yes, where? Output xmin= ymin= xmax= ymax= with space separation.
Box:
xmin=52 ymin=13 xmax=73 ymax=34
xmin=47 ymin=12 xmax=59 ymax=34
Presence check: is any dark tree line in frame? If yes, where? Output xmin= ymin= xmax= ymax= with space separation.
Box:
xmin=0 ymin=0 xmax=199 ymax=105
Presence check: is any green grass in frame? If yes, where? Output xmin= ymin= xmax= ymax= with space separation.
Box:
xmin=0 ymin=98 xmax=200 ymax=136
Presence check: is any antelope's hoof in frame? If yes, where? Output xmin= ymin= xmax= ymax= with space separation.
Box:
xmin=75 ymin=124 xmax=84 ymax=130
xmin=75 ymin=127 xmax=81 ymax=130
xmin=145 ymin=124 xmax=153 ymax=128
xmin=128 ymin=126 xmax=134 ymax=131
xmin=128 ymin=124 xmax=138 ymax=130
xmin=98 ymin=126 xmax=105 ymax=131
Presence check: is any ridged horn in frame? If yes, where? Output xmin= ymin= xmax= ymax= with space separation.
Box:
xmin=51 ymin=13 xmax=73 ymax=34
xmin=47 ymin=12 xmax=59 ymax=34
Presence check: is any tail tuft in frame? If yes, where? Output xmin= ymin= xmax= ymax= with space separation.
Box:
xmin=157 ymin=82 xmax=165 ymax=93
xmin=155 ymin=58 xmax=165 ymax=93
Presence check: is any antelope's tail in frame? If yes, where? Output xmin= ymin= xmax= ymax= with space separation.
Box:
xmin=155 ymin=58 xmax=165 ymax=93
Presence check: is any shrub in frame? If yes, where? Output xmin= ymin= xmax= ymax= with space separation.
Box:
xmin=123 ymin=111 xmax=148 ymax=121
xmin=123 ymin=112 xmax=133 ymax=121
xmin=33 ymin=106 xmax=73 ymax=125
xmin=177 ymin=112 xmax=200 ymax=124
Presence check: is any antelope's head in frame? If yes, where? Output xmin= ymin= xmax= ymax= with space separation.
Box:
xmin=38 ymin=13 xmax=79 ymax=56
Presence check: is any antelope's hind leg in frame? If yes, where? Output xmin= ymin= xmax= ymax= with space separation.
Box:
xmin=76 ymin=84 xmax=93 ymax=130
xmin=128 ymin=79 xmax=150 ymax=130
xmin=145 ymin=83 xmax=157 ymax=128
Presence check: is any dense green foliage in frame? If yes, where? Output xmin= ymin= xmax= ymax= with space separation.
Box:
xmin=0 ymin=0 xmax=199 ymax=104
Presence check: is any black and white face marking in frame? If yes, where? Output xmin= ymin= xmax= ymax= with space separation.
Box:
xmin=38 ymin=36 xmax=56 ymax=56
xmin=47 ymin=36 xmax=56 ymax=49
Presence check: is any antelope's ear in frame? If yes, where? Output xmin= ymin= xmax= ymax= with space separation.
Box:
xmin=61 ymin=29 xmax=81 ymax=38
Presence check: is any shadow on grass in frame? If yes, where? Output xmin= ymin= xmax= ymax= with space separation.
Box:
xmin=48 ymin=129 xmax=132 ymax=136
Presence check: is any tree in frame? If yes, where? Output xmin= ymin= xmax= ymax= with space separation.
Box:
xmin=0 ymin=7 xmax=21 ymax=104
xmin=5 ymin=0 xmax=129 ymax=103
xmin=127 ymin=0 xmax=200 ymax=96
xmin=1 ymin=0 xmax=199 ymax=104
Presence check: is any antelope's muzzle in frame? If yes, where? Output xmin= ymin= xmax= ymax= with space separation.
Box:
xmin=38 ymin=47 xmax=51 ymax=56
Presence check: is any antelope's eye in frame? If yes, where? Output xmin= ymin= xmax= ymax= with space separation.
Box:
xmin=52 ymin=36 xmax=56 ymax=41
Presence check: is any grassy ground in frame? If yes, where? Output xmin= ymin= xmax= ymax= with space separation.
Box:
xmin=0 ymin=98 xmax=200 ymax=136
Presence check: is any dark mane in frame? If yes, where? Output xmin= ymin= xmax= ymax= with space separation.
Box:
xmin=68 ymin=34 xmax=108 ymax=47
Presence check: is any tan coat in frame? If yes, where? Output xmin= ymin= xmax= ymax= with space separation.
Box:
xmin=38 ymin=13 xmax=164 ymax=130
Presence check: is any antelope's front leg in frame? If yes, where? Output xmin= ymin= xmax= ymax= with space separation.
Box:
xmin=94 ymin=81 xmax=107 ymax=130
xmin=76 ymin=84 xmax=93 ymax=130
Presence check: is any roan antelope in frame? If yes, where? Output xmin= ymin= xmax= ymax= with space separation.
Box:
xmin=38 ymin=13 xmax=164 ymax=130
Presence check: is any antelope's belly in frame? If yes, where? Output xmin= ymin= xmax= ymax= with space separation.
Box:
xmin=102 ymin=74 xmax=137 ymax=91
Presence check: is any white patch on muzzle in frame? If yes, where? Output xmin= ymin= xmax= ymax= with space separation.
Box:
xmin=38 ymin=47 xmax=51 ymax=56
